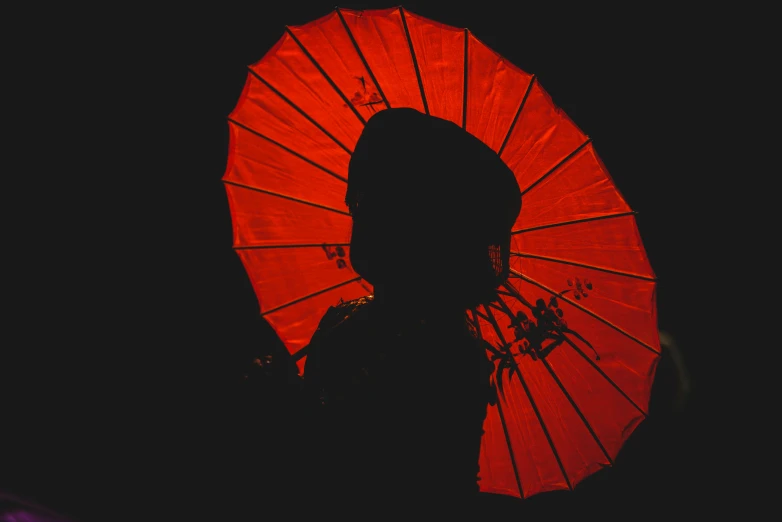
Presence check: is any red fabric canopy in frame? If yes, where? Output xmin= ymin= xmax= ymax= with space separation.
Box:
xmin=224 ymin=7 xmax=659 ymax=499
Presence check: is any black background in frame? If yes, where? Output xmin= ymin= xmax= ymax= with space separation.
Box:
xmin=2 ymin=2 xmax=731 ymax=520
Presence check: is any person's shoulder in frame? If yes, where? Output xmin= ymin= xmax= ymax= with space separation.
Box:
xmin=318 ymin=294 xmax=373 ymax=329
xmin=303 ymin=295 xmax=373 ymax=377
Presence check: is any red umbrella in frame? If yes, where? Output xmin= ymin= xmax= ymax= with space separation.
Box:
xmin=223 ymin=6 xmax=660 ymax=499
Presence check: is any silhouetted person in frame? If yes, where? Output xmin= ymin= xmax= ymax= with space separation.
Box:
xmin=300 ymin=108 xmax=522 ymax=516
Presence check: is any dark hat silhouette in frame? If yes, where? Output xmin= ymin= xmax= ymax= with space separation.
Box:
xmin=346 ymin=108 xmax=521 ymax=307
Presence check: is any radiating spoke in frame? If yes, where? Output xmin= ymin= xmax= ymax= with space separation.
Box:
xmin=469 ymin=309 xmax=524 ymax=497
xmin=511 ymin=211 xmax=636 ymax=235
xmin=520 ymin=138 xmax=591 ymax=197
xmin=482 ymin=304 xmax=572 ymax=490
xmin=400 ymin=7 xmax=428 ymax=115
xmin=285 ymin=26 xmax=366 ymax=125
xmin=540 ymin=357 xmax=613 ymax=465
xmin=511 ymin=251 xmax=656 ymax=281
xmin=498 ymin=75 xmax=536 ymax=156
xmin=247 ymin=68 xmax=353 ymax=154
xmin=228 ymin=118 xmax=347 ymax=183
xmin=501 ymin=281 xmax=649 ymax=416
xmin=336 ymin=8 xmax=391 ymax=109
xmin=510 ymin=270 xmax=660 ymax=355
xmin=260 ymin=276 xmax=362 ymax=317
xmin=224 ymin=180 xmax=350 ymax=216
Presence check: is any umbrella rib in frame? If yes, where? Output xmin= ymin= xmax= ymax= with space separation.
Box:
xmin=510 ymin=252 xmax=656 ymax=282
xmin=470 ymin=309 xmax=525 ymax=498
xmin=510 ymin=270 xmax=660 ymax=355
xmin=492 ymin=376 xmax=525 ymax=498
xmin=498 ymin=75 xmax=536 ymax=157
xmin=540 ymin=357 xmax=614 ymax=465
xmin=565 ymin=334 xmax=648 ymax=416
xmin=285 ymin=26 xmax=366 ymax=126
xmin=520 ymin=138 xmax=592 ymax=198
xmin=223 ymin=180 xmax=350 ymax=216
xmin=292 ymin=344 xmax=309 ymax=362
xmin=246 ymin=67 xmax=353 ymax=155
xmin=514 ymin=365 xmax=573 ymax=490
xmin=227 ymin=118 xmax=347 ymax=183
xmin=399 ymin=7 xmax=429 ymax=115
xmin=260 ymin=276 xmax=363 ymax=317
xmin=482 ymin=304 xmax=573 ymax=490
xmin=336 ymin=7 xmax=391 ymax=109
xmin=462 ymin=29 xmax=468 ymax=128
xmin=473 ymin=308 xmax=490 ymax=322
xmin=234 ymin=242 xmax=350 ymax=251
xmin=501 ymin=281 xmax=648 ymax=416
xmin=468 ymin=309 xmax=483 ymax=338
xmin=512 ymin=211 xmax=636 ymax=235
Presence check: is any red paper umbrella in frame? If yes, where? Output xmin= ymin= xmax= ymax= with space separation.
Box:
xmin=223 ymin=6 xmax=660 ymax=499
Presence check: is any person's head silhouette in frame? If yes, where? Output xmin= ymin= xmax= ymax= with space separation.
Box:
xmin=346 ymin=108 xmax=522 ymax=312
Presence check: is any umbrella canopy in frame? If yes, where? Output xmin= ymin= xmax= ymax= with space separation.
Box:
xmin=223 ymin=6 xmax=660 ymax=499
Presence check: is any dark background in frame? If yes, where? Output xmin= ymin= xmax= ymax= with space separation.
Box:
xmin=2 ymin=2 xmax=728 ymax=520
